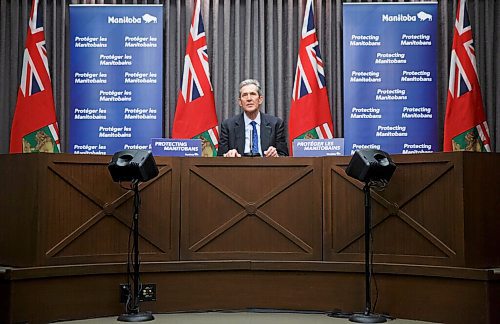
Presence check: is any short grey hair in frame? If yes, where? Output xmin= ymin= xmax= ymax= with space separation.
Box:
xmin=239 ymin=79 xmax=262 ymax=97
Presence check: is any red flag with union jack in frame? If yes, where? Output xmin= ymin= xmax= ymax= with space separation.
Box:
xmin=10 ymin=0 xmax=60 ymax=154
xmin=288 ymin=0 xmax=334 ymax=155
xmin=172 ymin=0 xmax=219 ymax=157
xmin=444 ymin=0 xmax=491 ymax=152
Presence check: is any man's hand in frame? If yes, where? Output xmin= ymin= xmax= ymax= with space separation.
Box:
xmin=223 ymin=149 xmax=241 ymax=158
xmin=264 ymin=146 xmax=279 ymax=157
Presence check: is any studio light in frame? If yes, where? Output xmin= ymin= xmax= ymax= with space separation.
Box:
xmin=345 ymin=149 xmax=396 ymax=323
xmin=108 ymin=149 xmax=159 ymax=183
xmin=108 ymin=149 xmax=158 ymax=322
xmin=346 ymin=149 xmax=396 ymax=184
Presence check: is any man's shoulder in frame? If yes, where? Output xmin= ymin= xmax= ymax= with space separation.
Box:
xmin=222 ymin=113 xmax=244 ymax=126
xmin=224 ymin=113 xmax=243 ymax=123
xmin=261 ymin=112 xmax=283 ymax=125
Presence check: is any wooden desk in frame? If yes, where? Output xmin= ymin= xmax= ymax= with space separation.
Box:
xmin=0 ymin=152 xmax=499 ymax=323
xmin=1 ymin=152 xmax=498 ymax=268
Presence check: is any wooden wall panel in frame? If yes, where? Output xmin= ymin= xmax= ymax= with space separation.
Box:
xmin=463 ymin=152 xmax=500 ymax=267
xmin=0 ymin=154 xmax=180 ymax=267
xmin=180 ymin=158 xmax=323 ymax=261
xmin=1 ymin=152 xmax=498 ymax=268
xmin=2 ymin=263 xmax=499 ymax=324
xmin=0 ymin=154 xmax=45 ymax=266
xmin=323 ymin=152 xmax=500 ymax=268
xmin=42 ymin=155 xmax=180 ymax=265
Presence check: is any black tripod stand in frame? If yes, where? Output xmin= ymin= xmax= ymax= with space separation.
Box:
xmin=118 ymin=180 xmax=154 ymax=322
xmin=349 ymin=182 xmax=386 ymax=323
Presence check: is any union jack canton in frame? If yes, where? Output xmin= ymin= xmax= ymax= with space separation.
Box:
xmin=292 ymin=1 xmax=326 ymax=101
xmin=180 ymin=1 xmax=212 ymax=103
xmin=21 ymin=0 xmax=51 ymax=97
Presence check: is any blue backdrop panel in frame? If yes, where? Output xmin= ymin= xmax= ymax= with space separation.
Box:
xmin=343 ymin=3 xmax=438 ymax=155
xmin=69 ymin=5 xmax=163 ymax=154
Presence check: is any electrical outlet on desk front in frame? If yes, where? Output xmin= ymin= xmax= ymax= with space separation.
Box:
xmin=141 ymin=283 xmax=157 ymax=302
xmin=119 ymin=283 xmax=156 ymax=303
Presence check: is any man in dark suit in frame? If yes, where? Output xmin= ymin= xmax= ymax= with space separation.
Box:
xmin=218 ymin=79 xmax=289 ymax=157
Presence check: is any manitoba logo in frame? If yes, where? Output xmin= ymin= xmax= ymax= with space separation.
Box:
xmin=142 ymin=14 xmax=157 ymax=23
xmin=382 ymin=11 xmax=432 ymax=22
xmin=417 ymin=11 xmax=432 ymax=21
xmin=107 ymin=14 xmax=157 ymax=24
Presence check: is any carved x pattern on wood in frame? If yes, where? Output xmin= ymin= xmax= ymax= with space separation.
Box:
xmin=45 ymin=161 xmax=171 ymax=257
xmin=330 ymin=161 xmax=456 ymax=258
xmin=187 ymin=165 xmax=314 ymax=253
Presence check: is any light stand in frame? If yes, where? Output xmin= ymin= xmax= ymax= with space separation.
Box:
xmin=348 ymin=182 xmax=386 ymax=323
xmin=344 ymin=149 xmax=396 ymax=323
xmin=117 ymin=180 xmax=154 ymax=322
xmin=108 ymin=149 xmax=158 ymax=322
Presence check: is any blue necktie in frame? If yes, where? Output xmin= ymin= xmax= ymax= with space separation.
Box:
xmin=250 ymin=121 xmax=259 ymax=154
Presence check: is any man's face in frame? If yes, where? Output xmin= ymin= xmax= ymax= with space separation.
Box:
xmin=239 ymin=84 xmax=263 ymax=116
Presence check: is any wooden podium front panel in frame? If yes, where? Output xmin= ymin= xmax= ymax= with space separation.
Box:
xmin=323 ymin=152 xmax=500 ymax=268
xmin=324 ymin=153 xmax=464 ymax=266
xmin=180 ymin=158 xmax=322 ymax=260
xmin=0 ymin=154 xmax=45 ymax=267
xmin=462 ymin=152 xmax=500 ymax=268
xmin=0 ymin=154 xmax=180 ymax=267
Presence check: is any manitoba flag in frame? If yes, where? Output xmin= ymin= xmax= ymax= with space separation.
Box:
xmin=10 ymin=0 xmax=60 ymax=153
xmin=288 ymin=0 xmax=334 ymax=155
xmin=172 ymin=0 xmax=219 ymax=157
xmin=444 ymin=0 xmax=490 ymax=152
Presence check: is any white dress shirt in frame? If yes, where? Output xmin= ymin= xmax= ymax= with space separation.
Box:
xmin=243 ymin=112 xmax=262 ymax=156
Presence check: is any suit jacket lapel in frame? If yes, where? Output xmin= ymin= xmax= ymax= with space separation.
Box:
xmin=235 ymin=113 xmax=245 ymax=154
xmin=260 ymin=114 xmax=271 ymax=151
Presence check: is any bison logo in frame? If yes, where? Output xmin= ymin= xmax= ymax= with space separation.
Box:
xmin=142 ymin=14 xmax=157 ymax=23
xmin=417 ymin=11 xmax=432 ymax=22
